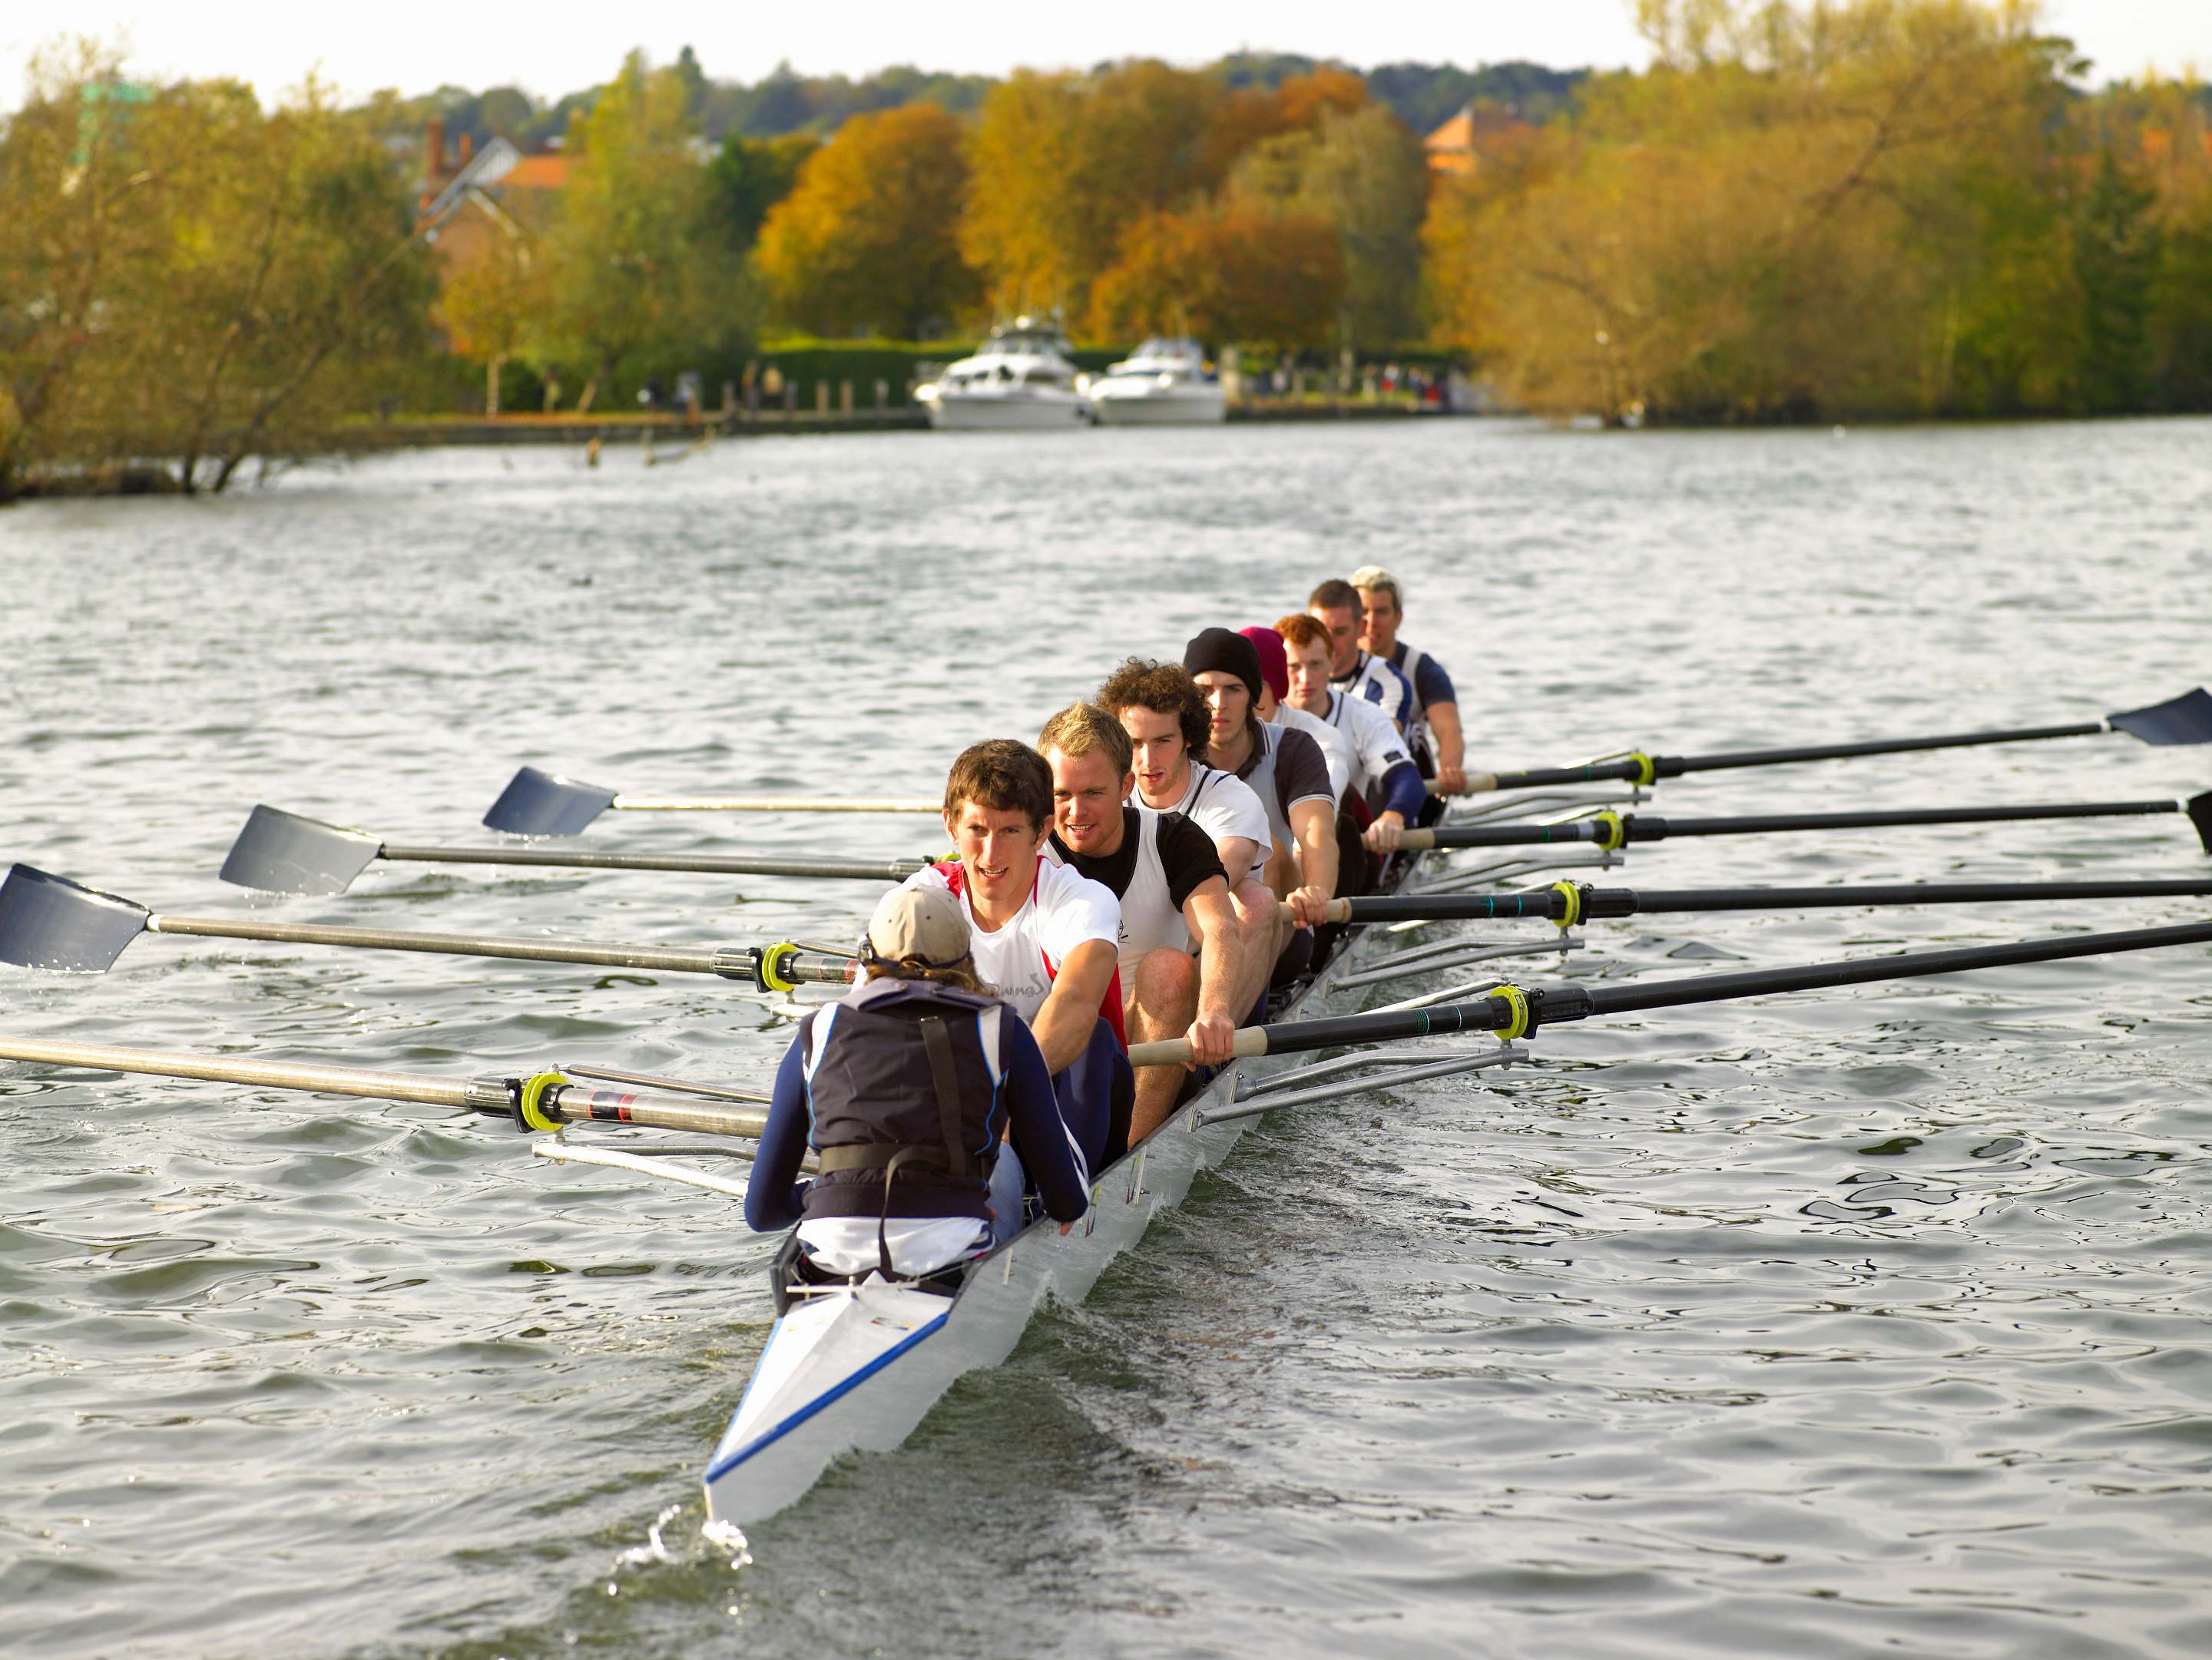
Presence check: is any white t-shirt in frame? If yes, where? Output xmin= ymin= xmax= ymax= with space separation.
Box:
xmin=902 ymin=857 xmax=1119 ymax=1023
xmin=1323 ymin=689 xmax=1415 ymax=798
xmin=1136 ymin=763 xmax=1272 ymax=886
xmin=1277 ymin=702 xmax=1354 ymax=803
xmin=1333 ymin=650 xmax=1416 ymax=735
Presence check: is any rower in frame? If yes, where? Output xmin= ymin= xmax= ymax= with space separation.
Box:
xmin=1037 ymin=703 xmax=1241 ymax=1141
xmin=1276 ymin=612 xmax=1426 ymax=857
xmin=1308 ymin=578 xmax=1415 ymax=738
xmin=901 ymin=739 xmax=1132 ymax=1175
xmin=1349 ymin=564 xmax=1466 ymax=802
xmin=1095 ymin=657 xmax=1280 ymax=1024
xmin=1241 ymin=624 xmax=1354 ymax=804
xmin=743 ymin=885 xmax=1089 ymax=1282
xmin=1183 ymin=628 xmax=1337 ymax=982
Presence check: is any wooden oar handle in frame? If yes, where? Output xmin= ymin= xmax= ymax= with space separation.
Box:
xmin=1398 ymin=830 xmax=1437 ymax=851
xmin=1270 ymin=899 xmax=1356 ymax=926
xmin=1127 ymin=1027 xmax=1272 ymax=1068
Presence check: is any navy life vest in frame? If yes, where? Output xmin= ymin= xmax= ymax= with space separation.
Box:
xmin=800 ymin=976 xmax=1009 ymax=1224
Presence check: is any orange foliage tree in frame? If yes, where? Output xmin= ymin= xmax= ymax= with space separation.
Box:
xmin=1088 ymin=204 xmax=1346 ymax=347
xmin=754 ymin=103 xmax=979 ymax=337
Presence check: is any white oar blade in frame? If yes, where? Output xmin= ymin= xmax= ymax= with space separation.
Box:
xmin=220 ymin=806 xmax=383 ymax=896
xmin=0 ymin=865 xmax=151 ymax=972
xmin=482 ymin=767 xmax=618 ymax=837
xmin=2111 ymin=688 xmax=2212 ymax=745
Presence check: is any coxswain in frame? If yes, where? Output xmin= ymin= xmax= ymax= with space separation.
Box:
xmin=1095 ymin=657 xmax=1280 ymax=1023
xmin=1349 ymin=564 xmax=1466 ymax=800
xmin=1037 ymin=703 xmax=1242 ymax=1141
xmin=900 ymin=739 xmax=1132 ymax=1178
xmin=1308 ymin=577 xmax=1416 ymax=737
xmin=1276 ymin=612 xmax=1427 ymax=856
xmin=743 ymin=885 xmax=1090 ymax=1283
xmin=1182 ymin=628 xmax=1337 ymax=988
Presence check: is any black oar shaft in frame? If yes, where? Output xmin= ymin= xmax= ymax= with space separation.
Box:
xmin=1415 ymin=797 xmax=2182 ymax=850
xmin=1670 ymin=721 xmax=2107 ymax=774
xmin=1342 ymin=879 xmax=2212 ymax=925
xmin=1236 ymin=918 xmax=2212 ymax=1056
xmin=379 ymin=845 xmax=932 ymax=882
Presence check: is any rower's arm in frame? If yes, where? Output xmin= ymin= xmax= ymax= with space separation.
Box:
xmin=1031 ymin=936 xmax=1118 ymax=1075
xmin=1289 ymin=799 xmax=1337 ymax=898
xmin=1214 ymin=835 xmax=1260 ymax=886
xmin=1000 ymin=1015 xmax=1090 ymax=1221
xmin=743 ymin=1038 xmax=814 ymax=1232
xmin=1181 ymin=876 xmax=1244 ymax=1032
xmin=1427 ymin=699 xmax=1467 ymax=795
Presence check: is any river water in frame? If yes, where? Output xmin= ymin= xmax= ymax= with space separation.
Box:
xmin=3 ymin=416 xmax=2210 ymax=1659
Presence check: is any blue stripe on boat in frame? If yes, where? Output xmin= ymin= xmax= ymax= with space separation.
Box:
xmin=704 ymin=1306 xmax=952 ymax=1485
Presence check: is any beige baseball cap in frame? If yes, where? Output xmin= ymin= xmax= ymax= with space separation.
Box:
xmin=864 ymin=885 xmax=972 ymax=969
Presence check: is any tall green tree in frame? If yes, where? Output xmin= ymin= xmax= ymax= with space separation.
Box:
xmin=2072 ymin=148 xmax=2161 ymax=413
xmin=535 ymin=51 xmax=751 ymax=410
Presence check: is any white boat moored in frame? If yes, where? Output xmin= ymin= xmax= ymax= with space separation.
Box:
xmin=1088 ymin=337 xmax=1227 ymax=426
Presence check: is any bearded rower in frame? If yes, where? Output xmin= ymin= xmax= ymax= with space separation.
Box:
xmin=1036 ymin=703 xmax=1241 ymax=1141
xmin=1276 ymin=613 xmax=1426 ymax=857
xmin=899 ymin=739 xmax=1132 ymax=1195
xmin=1181 ymin=628 xmax=1338 ymax=962
xmin=1350 ymin=564 xmax=1466 ymax=799
xmin=1309 ymin=578 xmax=1416 ymax=739
xmin=1096 ymin=657 xmax=1280 ymax=1024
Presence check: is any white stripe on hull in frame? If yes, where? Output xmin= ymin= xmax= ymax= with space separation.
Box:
xmin=704 ymin=854 xmax=1430 ymax=1527
xmin=926 ymin=398 xmax=1092 ymax=430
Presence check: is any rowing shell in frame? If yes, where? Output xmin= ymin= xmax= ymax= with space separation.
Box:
xmin=698 ymin=834 xmax=1580 ymax=1527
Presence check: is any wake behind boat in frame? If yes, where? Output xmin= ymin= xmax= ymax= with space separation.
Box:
xmin=913 ymin=317 xmax=1092 ymax=429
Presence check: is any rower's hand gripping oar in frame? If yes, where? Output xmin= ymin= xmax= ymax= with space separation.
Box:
xmin=1398 ymin=791 xmax=2212 ymax=854
xmin=482 ymin=766 xmax=942 ymax=836
xmin=1130 ymin=916 xmax=2212 ymax=1066
xmin=221 ymin=804 xmax=940 ymax=896
xmin=1458 ymin=687 xmax=2212 ymax=795
xmin=0 ymin=863 xmax=858 ymax=992
xmin=0 ymin=1037 xmax=774 ymax=1141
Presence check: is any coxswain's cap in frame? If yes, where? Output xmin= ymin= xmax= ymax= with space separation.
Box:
xmin=1182 ymin=627 xmax=1263 ymax=705
xmin=864 ymin=885 xmax=972 ymax=970
xmin=1238 ymin=625 xmax=1290 ymax=704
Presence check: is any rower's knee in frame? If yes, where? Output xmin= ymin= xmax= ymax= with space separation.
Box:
xmin=1131 ymin=948 xmax=1197 ymax=1033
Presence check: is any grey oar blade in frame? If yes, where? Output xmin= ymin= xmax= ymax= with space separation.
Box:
xmin=0 ymin=865 xmax=151 ymax=972
xmin=220 ymin=806 xmax=384 ymax=896
xmin=2190 ymin=791 xmax=2212 ymax=853
xmin=483 ymin=767 xmax=619 ymax=836
xmin=2111 ymin=688 xmax=2212 ymax=745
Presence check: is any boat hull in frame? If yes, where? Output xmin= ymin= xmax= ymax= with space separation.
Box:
xmin=1089 ymin=390 xmax=1227 ymax=426
xmin=924 ymin=395 xmax=1092 ymax=430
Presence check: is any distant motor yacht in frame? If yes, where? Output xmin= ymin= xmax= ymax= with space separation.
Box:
xmin=1086 ymin=337 xmax=1226 ymax=426
xmin=914 ymin=318 xmax=1092 ymax=430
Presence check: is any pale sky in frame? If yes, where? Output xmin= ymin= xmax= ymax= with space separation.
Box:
xmin=3 ymin=0 xmax=2204 ymax=110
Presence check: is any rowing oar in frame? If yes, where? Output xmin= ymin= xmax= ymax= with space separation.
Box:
xmin=1296 ymin=876 xmax=2212 ymax=927
xmin=0 ymin=863 xmax=859 ymax=990
xmin=1128 ymin=916 xmax=2212 ymax=1065
xmin=220 ymin=805 xmax=939 ymax=896
xmin=0 ymin=1038 xmax=770 ymax=1139
xmin=483 ymin=767 xmax=941 ymax=836
xmin=1399 ymin=791 xmax=2212 ymax=853
xmin=1459 ymin=686 xmax=2212 ymax=794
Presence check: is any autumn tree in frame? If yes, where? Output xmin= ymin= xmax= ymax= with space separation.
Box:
xmin=754 ymin=103 xmax=979 ymax=337
xmin=535 ymin=51 xmax=750 ymax=411
xmin=962 ymin=61 xmax=1221 ymax=318
xmin=1088 ymin=204 xmax=1345 ymax=348
xmin=708 ymin=131 xmax=816 ymax=249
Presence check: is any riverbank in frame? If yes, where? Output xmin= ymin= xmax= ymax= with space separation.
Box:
xmin=360 ymin=397 xmax=1457 ymax=448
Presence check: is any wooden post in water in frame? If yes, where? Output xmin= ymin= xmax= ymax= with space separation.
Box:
xmin=840 ymin=380 xmax=853 ymax=417
xmin=815 ymin=381 xmax=830 ymax=417
xmin=875 ymin=379 xmax=888 ymax=411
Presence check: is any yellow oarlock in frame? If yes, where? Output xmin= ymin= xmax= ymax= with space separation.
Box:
xmin=1589 ymin=810 xmax=1628 ymax=852
xmin=757 ymin=943 xmax=803 ymax=994
xmin=518 ymin=1069 xmax=568 ymax=1132
xmin=1486 ymin=982 xmax=1532 ymax=1043
xmin=1626 ymin=750 xmax=1657 ymax=787
xmin=1548 ymin=880 xmax=1584 ymax=929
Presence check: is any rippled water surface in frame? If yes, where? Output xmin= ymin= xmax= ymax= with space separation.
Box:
xmin=5 ymin=417 xmax=2212 ymax=1659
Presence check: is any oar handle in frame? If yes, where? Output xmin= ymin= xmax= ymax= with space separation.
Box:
xmin=1128 ymin=1028 xmax=1272 ymax=1068
xmin=1270 ymin=899 xmax=1356 ymax=925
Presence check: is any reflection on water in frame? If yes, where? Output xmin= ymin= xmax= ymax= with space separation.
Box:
xmin=3 ymin=417 xmax=2212 ymax=1658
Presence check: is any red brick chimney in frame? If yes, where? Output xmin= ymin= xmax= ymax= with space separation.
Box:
xmin=426 ymin=116 xmax=446 ymax=182
xmin=459 ymin=131 xmax=472 ymax=164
